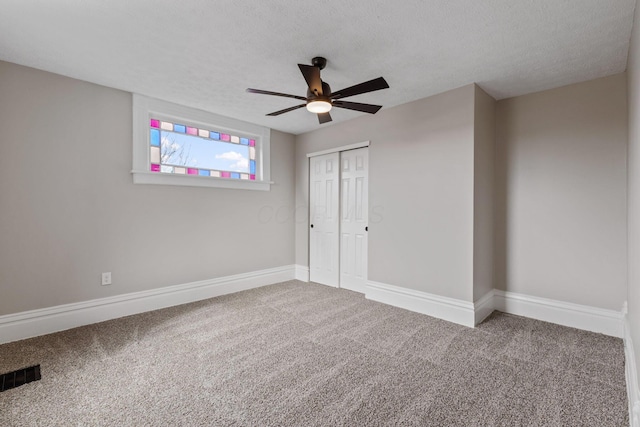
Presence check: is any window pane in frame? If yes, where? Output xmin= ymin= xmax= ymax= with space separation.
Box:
xmin=150 ymin=129 xmax=160 ymax=146
xmin=160 ymin=131 xmax=250 ymax=173
xmin=150 ymin=146 xmax=161 ymax=164
xmin=174 ymin=124 xmax=186 ymax=133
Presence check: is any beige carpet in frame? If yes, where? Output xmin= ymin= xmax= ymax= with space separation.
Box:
xmin=0 ymin=281 xmax=628 ymax=426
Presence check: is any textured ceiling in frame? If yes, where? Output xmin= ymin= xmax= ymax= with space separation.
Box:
xmin=0 ymin=0 xmax=635 ymax=135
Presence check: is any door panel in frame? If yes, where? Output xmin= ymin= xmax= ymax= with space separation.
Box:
xmin=339 ymin=148 xmax=368 ymax=292
xmin=309 ymin=152 xmax=340 ymax=286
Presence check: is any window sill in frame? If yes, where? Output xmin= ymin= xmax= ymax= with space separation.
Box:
xmin=131 ymin=171 xmax=271 ymax=191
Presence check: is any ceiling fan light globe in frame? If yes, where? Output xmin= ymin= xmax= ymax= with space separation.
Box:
xmin=306 ymin=100 xmax=332 ymax=113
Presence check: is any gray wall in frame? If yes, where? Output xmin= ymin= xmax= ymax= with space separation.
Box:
xmin=0 ymin=61 xmax=296 ymax=316
xmin=296 ymin=85 xmax=476 ymax=302
xmin=473 ymin=86 xmax=496 ymax=302
xmin=628 ymin=0 xmax=640 ymax=400
xmin=495 ymin=73 xmax=628 ymax=310
xmin=1 ymin=56 xmax=630 ymax=327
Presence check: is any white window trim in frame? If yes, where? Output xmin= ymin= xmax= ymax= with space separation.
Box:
xmin=132 ymin=94 xmax=271 ymax=191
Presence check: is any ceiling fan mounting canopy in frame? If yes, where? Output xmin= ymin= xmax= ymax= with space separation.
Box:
xmin=246 ymin=56 xmax=389 ymax=124
xmin=311 ymin=56 xmax=327 ymax=70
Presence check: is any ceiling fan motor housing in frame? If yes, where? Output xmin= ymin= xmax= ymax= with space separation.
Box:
xmin=307 ymin=82 xmax=332 ymax=101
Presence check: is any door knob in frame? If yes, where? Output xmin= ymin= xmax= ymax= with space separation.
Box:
xmin=365 ymin=226 xmax=368 ymax=231
xmin=310 ymin=224 xmax=314 ymax=228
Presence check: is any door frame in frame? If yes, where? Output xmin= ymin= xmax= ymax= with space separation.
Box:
xmin=306 ymin=140 xmax=370 ymax=159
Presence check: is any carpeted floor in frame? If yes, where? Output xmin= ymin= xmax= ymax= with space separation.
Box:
xmin=0 ymin=281 xmax=629 ymax=426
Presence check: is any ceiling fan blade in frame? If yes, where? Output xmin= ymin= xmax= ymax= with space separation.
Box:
xmin=332 ymin=100 xmax=382 ymax=114
xmin=330 ymin=77 xmax=389 ymax=100
xmin=298 ymin=64 xmax=323 ymax=96
xmin=266 ymin=104 xmax=306 ymax=116
xmin=318 ymin=112 xmax=332 ymax=124
xmin=246 ymin=88 xmax=306 ymax=101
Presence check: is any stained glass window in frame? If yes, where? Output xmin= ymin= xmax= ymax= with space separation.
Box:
xmin=149 ymin=118 xmax=257 ymax=181
xmin=133 ymin=94 xmax=270 ymax=191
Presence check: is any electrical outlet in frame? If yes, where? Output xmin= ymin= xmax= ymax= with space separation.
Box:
xmin=101 ymin=272 xmax=112 ymax=286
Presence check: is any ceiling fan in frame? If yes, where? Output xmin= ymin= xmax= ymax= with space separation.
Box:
xmin=246 ymin=57 xmax=389 ymax=124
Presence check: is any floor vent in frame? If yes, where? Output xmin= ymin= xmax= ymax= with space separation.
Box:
xmin=0 ymin=365 xmax=41 ymax=392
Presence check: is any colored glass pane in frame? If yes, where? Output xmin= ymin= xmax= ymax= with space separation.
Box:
xmin=250 ymin=174 xmax=256 ymax=180
xmin=231 ymin=135 xmax=240 ymax=143
xmin=221 ymin=171 xmax=231 ymax=178
xmin=249 ymin=139 xmax=255 ymax=147
xmin=231 ymin=172 xmax=240 ymax=179
xmin=160 ymin=121 xmax=173 ymax=131
xmin=211 ymin=132 xmax=220 ymax=140
xmin=161 ymin=165 xmax=174 ymax=173
xmin=150 ymin=129 xmax=160 ymax=146
xmin=151 ymin=164 xmax=160 ymax=172
xmin=174 ymin=167 xmax=186 ymax=174
xmin=249 ymin=147 xmax=256 ymax=160
xmin=186 ymin=127 xmax=197 ymax=135
xmin=198 ymin=129 xmax=209 ymax=138
xmin=211 ymin=171 xmax=221 ymax=178
xmin=250 ymin=160 xmax=256 ymax=174
xmin=174 ymin=124 xmax=186 ymax=133
xmin=150 ymin=119 xmax=160 ymax=128
xmin=240 ymin=138 xmax=249 ymax=145
xmin=241 ymin=173 xmax=249 ymax=180
xmin=150 ymin=146 xmax=161 ymax=164
xmin=221 ymin=134 xmax=230 ymax=142
xmin=187 ymin=168 xmax=198 ymax=175
xmin=198 ymin=170 xmax=210 ymax=176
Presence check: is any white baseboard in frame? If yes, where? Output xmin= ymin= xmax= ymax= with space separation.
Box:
xmin=0 ymin=265 xmax=295 ymax=344
xmin=494 ymin=290 xmax=623 ymax=338
xmin=365 ymin=281 xmax=475 ymax=327
xmin=295 ymin=264 xmax=310 ymax=282
xmin=474 ymin=290 xmax=495 ymax=325
xmin=362 ymin=281 xmax=622 ymax=338
xmin=624 ymin=304 xmax=640 ymax=427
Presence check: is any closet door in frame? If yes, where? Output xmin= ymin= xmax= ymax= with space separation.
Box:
xmin=339 ymin=148 xmax=368 ymax=292
xmin=309 ymin=152 xmax=340 ymax=287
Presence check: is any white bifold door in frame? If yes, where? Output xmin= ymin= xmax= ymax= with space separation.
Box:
xmin=309 ymin=147 xmax=368 ymax=292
